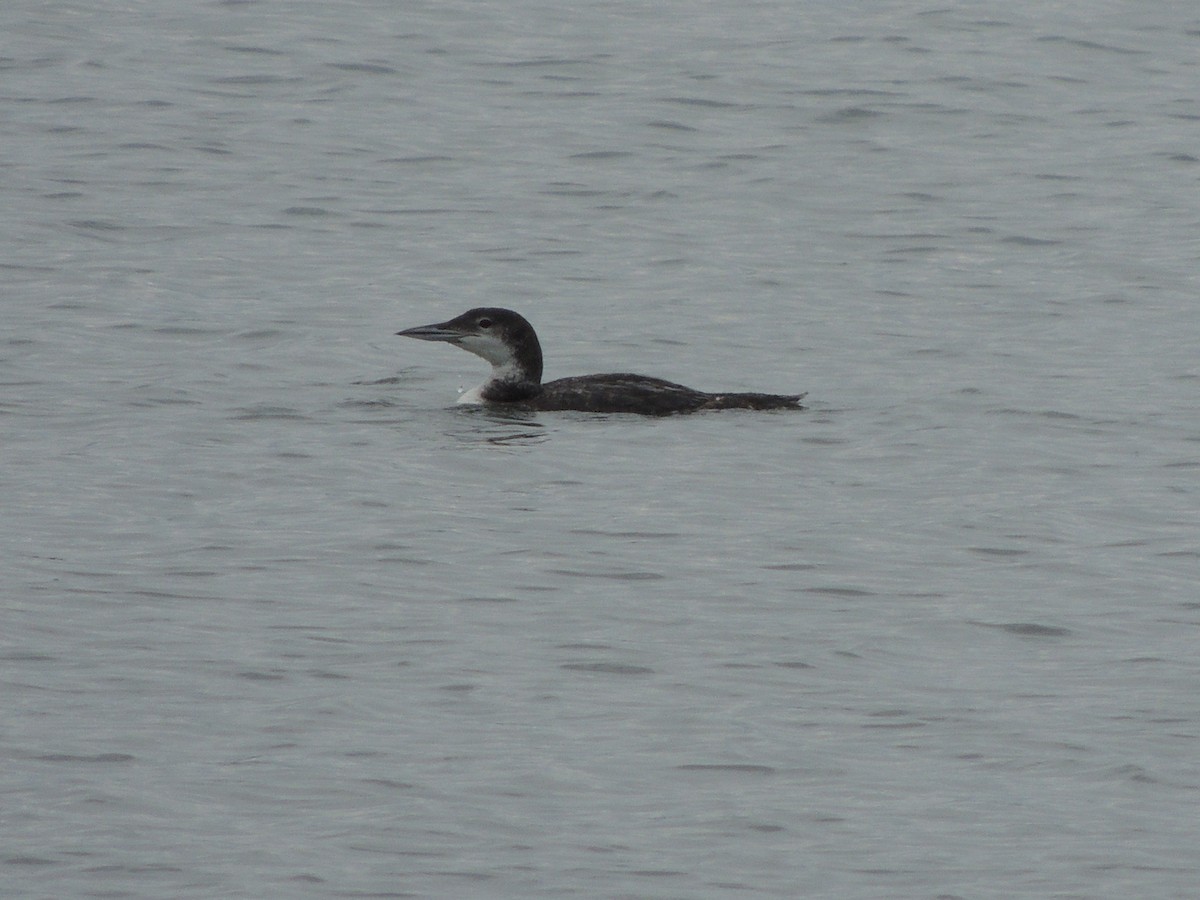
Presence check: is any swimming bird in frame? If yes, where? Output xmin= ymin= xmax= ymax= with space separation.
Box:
xmin=396 ymin=307 xmax=805 ymax=415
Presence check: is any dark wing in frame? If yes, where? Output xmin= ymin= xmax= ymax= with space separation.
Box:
xmin=535 ymin=374 xmax=711 ymax=414
xmin=534 ymin=374 xmax=804 ymax=415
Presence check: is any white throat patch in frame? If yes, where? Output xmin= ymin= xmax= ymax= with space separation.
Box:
xmin=456 ymin=332 xmax=513 ymax=367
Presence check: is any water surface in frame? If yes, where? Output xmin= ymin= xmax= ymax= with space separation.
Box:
xmin=4 ymin=2 xmax=1199 ymax=897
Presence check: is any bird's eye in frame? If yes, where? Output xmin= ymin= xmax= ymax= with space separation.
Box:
xmin=477 ymin=318 xmax=492 ymax=329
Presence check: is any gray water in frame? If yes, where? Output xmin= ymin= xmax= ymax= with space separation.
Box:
xmin=4 ymin=2 xmax=1199 ymax=897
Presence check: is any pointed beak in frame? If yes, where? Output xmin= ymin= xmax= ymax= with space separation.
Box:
xmin=396 ymin=322 xmax=462 ymax=342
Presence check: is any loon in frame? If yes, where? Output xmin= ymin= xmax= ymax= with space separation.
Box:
xmin=396 ymin=307 xmax=805 ymax=415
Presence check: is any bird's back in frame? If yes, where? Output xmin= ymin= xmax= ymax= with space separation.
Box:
xmin=533 ymin=373 xmax=805 ymax=415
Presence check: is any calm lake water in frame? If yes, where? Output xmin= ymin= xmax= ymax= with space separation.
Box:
xmin=4 ymin=2 xmax=1199 ymax=897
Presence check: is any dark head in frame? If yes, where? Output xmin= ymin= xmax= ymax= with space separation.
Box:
xmin=396 ymin=307 xmax=544 ymax=386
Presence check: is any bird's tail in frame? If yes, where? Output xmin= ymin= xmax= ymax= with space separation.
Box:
xmin=701 ymin=392 xmax=807 ymax=411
